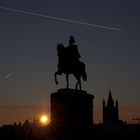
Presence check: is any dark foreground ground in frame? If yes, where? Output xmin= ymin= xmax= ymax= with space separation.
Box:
xmin=0 ymin=122 xmax=140 ymax=140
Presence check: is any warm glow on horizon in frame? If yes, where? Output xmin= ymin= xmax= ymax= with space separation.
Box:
xmin=40 ymin=115 xmax=49 ymax=125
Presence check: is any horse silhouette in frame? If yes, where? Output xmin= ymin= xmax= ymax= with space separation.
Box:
xmin=54 ymin=43 xmax=87 ymax=90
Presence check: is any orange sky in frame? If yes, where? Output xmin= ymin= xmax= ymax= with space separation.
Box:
xmin=0 ymin=105 xmax=49 ymax=125
xmin=0 ymin=104 xmax=139 ymax=125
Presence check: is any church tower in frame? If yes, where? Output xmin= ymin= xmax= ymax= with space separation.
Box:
xmin=103 ymin=90 xmax=119 ymax=124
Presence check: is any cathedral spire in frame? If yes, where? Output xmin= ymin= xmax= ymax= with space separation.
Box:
xmin=107 ymin=89 xmax=114 ymax=107
xmin=103 ymin=89 xmax=119 ymax=124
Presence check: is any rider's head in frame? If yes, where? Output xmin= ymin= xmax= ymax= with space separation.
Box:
xmin=69 ymin=35 xmax=75 ymax=45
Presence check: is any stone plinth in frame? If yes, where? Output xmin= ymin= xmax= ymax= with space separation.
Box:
xmin=50 ymin=88 xmax=94 ymax=127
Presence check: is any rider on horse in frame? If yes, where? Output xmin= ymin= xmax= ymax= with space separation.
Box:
xmin=55 ymin=36 xmax=87 ymax=89
xmin=66 ymin=35 xmax=81 ymax=66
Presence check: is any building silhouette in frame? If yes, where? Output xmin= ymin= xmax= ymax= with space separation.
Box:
xmin=103 ymin=90 xmax=119 ymax=124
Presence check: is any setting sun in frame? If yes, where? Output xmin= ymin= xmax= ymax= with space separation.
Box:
xmin=40 ymin=115 xmax=49 ymax=125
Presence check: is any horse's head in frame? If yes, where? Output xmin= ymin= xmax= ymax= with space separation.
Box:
xmin=57 ymin=43 xmax=65 ymax=56
xmin=57 ymin=43 xmax=64 ymax=50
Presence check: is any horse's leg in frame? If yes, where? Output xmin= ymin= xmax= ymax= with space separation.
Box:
xmin=54 ymin=72 xmax=59 ymax=85
xmin=79 ymin=77 xmax=81 ymax=90
xmin=75 ymin=75 xmax=81 ymax=90
xmin=66 ymin=74 xmax=69 ymax=88
xmin=74 ymin=74 xmax=79 ymax=90
xmin=76 ymin=81 xmax=78 ymax=90
xmin=55 ymin=71 xmax=62 ymax=85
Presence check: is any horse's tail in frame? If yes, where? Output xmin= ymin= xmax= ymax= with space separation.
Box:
xmin=82 ymin=71 xmax=87 ymax=81
xmin=80 ymin=62 xmax=87 ymax=81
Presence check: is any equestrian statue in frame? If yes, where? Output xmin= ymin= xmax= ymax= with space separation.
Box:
xmin=54 ymin=36 xmax=87 ymax=90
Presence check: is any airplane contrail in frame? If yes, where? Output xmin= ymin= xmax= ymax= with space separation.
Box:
xmin=0 ymin=6 xmax=122 ymax=31
xmin=5 ymin=73 xmax=13 ymax=79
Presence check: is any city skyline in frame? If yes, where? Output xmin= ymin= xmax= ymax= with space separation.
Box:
xmin=0 ymin=0 xmax=140 ymax=125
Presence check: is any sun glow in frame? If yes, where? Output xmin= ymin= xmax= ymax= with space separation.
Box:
xmin=40 ymin=115 xmax=49 ymax=125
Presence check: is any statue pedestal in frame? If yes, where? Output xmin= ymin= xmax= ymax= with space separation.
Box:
xmin=50 ymin=88 xmax=94 ymax=126
xmin=49 ymin=89 xmax=94 ymax=139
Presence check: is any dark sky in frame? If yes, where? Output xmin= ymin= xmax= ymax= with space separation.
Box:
xmin=0 ymin=0 xmax=140 ymax=124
